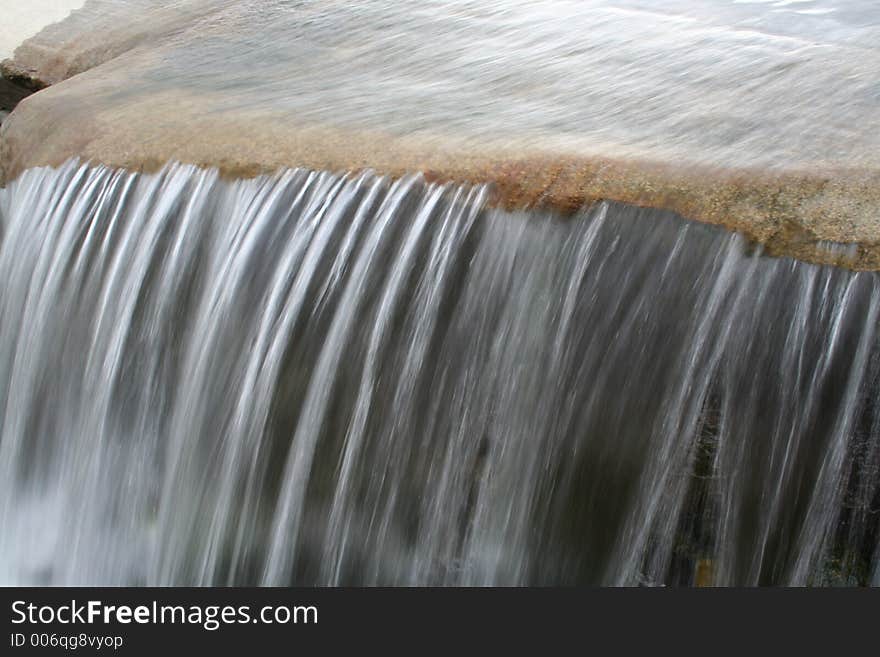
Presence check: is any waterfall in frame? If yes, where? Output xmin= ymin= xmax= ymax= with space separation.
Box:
xmin=0 ymin=159 xmax=878 ymax=586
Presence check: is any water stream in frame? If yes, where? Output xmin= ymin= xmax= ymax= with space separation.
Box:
xmin=1 ymin=160 xmax=877 ymax=585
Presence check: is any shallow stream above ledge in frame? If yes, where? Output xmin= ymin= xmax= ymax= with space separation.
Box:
xmin=1 ymin=0 xmax=879 ymax=268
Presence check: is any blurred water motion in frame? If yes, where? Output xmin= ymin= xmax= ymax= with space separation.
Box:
xmin=1 ymin=1 xmax=879 ymax=587
xmin=1 ymin=161 xmax=878 ymax=585
xmin=4 ymin=0 xmax=880 ymax=172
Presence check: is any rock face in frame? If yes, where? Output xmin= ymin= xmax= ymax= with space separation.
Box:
xmin=1 ymin=0 xmax=879 ymax=269
xmin=0 ymin=77 xmax=30 ymax=115
xmin=0 ymin=0 xmax=85 ymax=111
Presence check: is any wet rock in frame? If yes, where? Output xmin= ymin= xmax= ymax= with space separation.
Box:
xmin=1 ymin=0 xmax=878 ymax=269
xmin=0 ymin=60 xmax=38 ymax=113
xmin=0 ymin=59 xmax=48 ymax=95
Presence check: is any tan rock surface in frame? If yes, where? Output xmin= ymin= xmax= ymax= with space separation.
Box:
xmin=2 ymin=0 xmax=879 ymax=269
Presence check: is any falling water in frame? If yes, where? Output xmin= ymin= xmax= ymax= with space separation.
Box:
xmin=0 ymin=160 xmax=878 ymax=586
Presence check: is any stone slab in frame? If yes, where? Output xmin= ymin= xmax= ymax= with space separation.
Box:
xmin=1 ymin=0 xmax=879 ymax=268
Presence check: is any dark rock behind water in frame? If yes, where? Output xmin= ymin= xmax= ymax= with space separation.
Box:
xmin=1 ymin=160 xmax=878 ymax=585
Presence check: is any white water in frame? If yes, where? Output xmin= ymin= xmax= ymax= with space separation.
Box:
xmin=4 ymin=0 xmax=879 ymax=174
xmin=0 ymin=160 xmax=878 ymax=585
xmin=0 ymin=0 xmax=85 ymax=61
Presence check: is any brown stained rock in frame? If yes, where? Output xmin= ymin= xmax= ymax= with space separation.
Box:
xmin=2 ymin=80 xmax=879 ymax=270
xmin=1 ymin=0 xmax=879 ymax=270
xmin=0 ymin=59 xmax=48 ymax=93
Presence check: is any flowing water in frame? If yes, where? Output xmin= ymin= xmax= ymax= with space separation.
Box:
xmin=5 ymin=0 xmax=880 ymax=175
xmin=0 ymin=160 xmax=877 ymax=586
